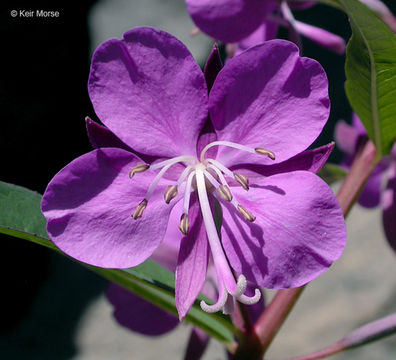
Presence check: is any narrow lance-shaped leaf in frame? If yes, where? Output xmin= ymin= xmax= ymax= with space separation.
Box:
xmin=340 ymin=0 xmax=396 ymax=157
xmin=286 ymin=313 xmax=396 ymax=360
xmin=0 ymin=181 xmax=237 ymax=344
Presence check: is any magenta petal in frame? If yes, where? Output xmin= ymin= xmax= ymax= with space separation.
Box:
xmin=293 ymin=21 xmax=345 ymax=54
xmin=185 ymin=0 xmax=273 ymax=43
xmin=85 ymin=117 xmax=132 ymax=152
xmin=288 ymin=1 xmax=316 ymax=10
xmin=358 ymin=162 xmax=388 ymax=208
xmin=235 ymin=21 xmax=279 ymax=56
xmin=221 ymin=171 xmax=346 ymax=288
xmin=210 ymin=40 xmax=330 ymax=167
xmin=352 ymin=113 xmax=368 ymax=136
xmin=204 ymin=44 xmax=223 ymax=92
xmin=85 ymin=117 xmax=160 ymax=164
xmin=152 ymin=198 xmax=187 ymax=272
xmin=230 ymin=143 xmax=334 ymax=181
xmin=183 ymin=328 xmax=210 ymax=360
xmin=176 ymin=195 xmax=209 ymax=319
xmin=42 ymin=148 xmax=178 ymax=268
xmin=382 ymin=164 xmax=396 ymax=253
xmin=107 ymin=283 xmax=178 ymax=336
xmin=88 ymin=27 xmax=208 ymax=158
xmin=334 ymin=120 xmax=362 ymax=155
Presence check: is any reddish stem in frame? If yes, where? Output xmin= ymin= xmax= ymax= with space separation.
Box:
xmin=233 ymin=140 xmax=378 ymax=359
xmin=284 ymin=342 xmax=344 ymax=360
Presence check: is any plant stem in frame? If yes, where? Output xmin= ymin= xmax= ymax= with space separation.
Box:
xmin=233 ymin=140 xmax=378 ymax=359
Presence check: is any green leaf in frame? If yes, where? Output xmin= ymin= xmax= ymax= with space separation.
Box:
xmin=0 ymin=181 xmax=237 ymax=344
xmin=0 ymin=181 xmax=48 ymax=238
xmin=339 ymin=0 xmax=396 ymax=157
xmin=318 ymin=163 xmax=348 ymax=184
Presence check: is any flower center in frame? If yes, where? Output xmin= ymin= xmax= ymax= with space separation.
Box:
xmin=129 ymin=140 xmax=275 ymax=313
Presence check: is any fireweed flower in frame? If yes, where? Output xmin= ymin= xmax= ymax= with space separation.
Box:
xmin=185 ymin=0 xmax=346 ymax=55
xmin=335 ymin=115 xmax=396 ymax=252
xmin=42 ymin=27 xmax=346 ymax=318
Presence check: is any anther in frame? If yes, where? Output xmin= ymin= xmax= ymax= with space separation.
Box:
xmin=164 ymin=185 xmax=178 ymax=204
xmin=179 ymin=214 xmax=189 ymax=235
xmin=129 ymin=163 xmax=150 ymax=179
xmin=255 ymin=147 xmax=276 ymax=160
xmin=237 ymin=204 xmax=256 ymax=222
xmin=217 ymin=185 xmax=233 ymax=202
xmin=234 ymin=173 xmax=249 ymax=191
xmin=132 ymin=199 xmax=148 ymax=220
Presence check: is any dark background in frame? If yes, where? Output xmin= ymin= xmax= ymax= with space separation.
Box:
xmin=1 ymin=1 xmax=395 ymax=358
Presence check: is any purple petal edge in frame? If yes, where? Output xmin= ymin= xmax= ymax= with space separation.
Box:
xmin=85 ymin=116 xmax=132 ymax=152
xmin=183 ymin=328 xmax=210 ymax=360
xmin=204 ymin=44 xmax=223 ymax=92
xmin=382 ymin=164 xmax=396 ymax=253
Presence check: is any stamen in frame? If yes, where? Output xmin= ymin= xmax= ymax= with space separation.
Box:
xmin=237 ymin=204 xmax=256 ymax=222
xmin=177 ymin=165 xmax=193 ymax=186
xmin=164 ymin=185 xmax=178 ymax=204
xmin=217 ymin=185 xmax=233 ymax=202
xmin=201 ymin=141 xmax=264 ymax=162
xmin=129 ymin=163 xmax=150 ymax=179
xmin=196 ymin=166 xmax=238 ymax=289
xmin=149 ymin=155 xmax=196 ymax=171
xmin=179 ymin=214 xmax=189 ymax=235
xmin=203 ymin=170 xmax=221 ymax=189
xmin=145 ymin=163 xmax=173 ymax=201
xmin=183 ymin=172 xmax=196 ymax=215
xmin=207 ymin=164 xmax=228 ymax=186
xmin=131 ymin=199 xmax=147 ymax=220
xmin=196 ymin=165 xmax=261 ymax=313
xmin=206 ymin=159 xmax=234 ymax=178
xmin=255 ymin=147 xmax=276 ymax=160
xmin=234 ymin=173 xmax=249 ymax=191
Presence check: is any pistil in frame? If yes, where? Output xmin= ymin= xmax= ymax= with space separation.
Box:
xmin=195 ymin=166 xmax=261 ymax=313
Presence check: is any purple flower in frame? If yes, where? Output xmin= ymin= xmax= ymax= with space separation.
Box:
xmin=42 ymin=27 xmax=346 ymax=318
xmin=335 ymin=114 xmax=396 ymax=252
xmin=185 ymin=0 xmax=346 ymax=55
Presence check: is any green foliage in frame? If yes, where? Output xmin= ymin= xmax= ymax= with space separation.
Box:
xmin=318 ymin=163 xmax=348 ymax=184
xmin=321 ymin=0 xmax=396 ymax=157
xmin=0 ymin=180 xmax=237 ymax=344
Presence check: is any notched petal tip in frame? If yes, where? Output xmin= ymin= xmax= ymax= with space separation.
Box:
xmin=132 ymin=199 xmax=148 ymax=219
xmin=234 ymin=173 xmax=250 ymax=191
xmin=237 ymin=204 xmax=256 ymax=222
xmin=164 ymin=185 xmax=178 ymax=204
xmin=129 ymin=163 xmax=150 ymax=179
